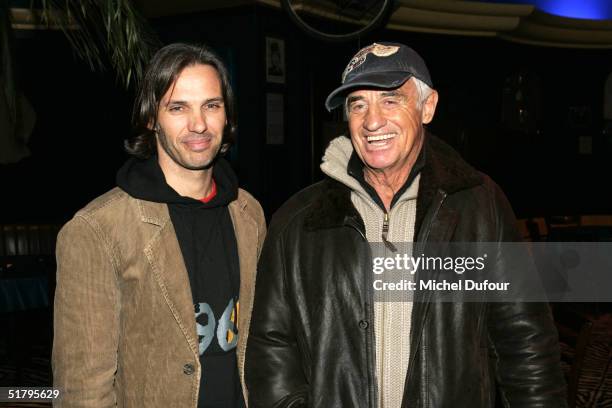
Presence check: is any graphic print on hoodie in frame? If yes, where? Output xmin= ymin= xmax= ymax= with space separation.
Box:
xmin=117 ymin=156 xmax=244 ymax=408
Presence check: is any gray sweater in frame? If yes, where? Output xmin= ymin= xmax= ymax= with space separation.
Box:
xmin=321 ymin=136 xmax=419 ymax=408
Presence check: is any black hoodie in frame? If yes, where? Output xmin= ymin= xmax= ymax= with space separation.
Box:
xmin=117 ymin=156 xmax=244 ymax=408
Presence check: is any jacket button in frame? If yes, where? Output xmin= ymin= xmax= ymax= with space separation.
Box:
xmin=183 ymin=363 xmax=195 ymax=375
xmin=359 ymin=320 xmax=369 ymax=329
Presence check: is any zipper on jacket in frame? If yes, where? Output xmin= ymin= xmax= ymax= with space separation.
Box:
xmin=416 ymin=190 xmax=448 ymax=250
xmin=401 ymin=188 xmax=448 ymax=408
xmin=382 ymin=212 xmax=397 ymax=252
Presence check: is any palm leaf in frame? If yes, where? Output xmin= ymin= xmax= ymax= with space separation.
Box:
xmin=37 ymin=0 xmax=159 ymax=88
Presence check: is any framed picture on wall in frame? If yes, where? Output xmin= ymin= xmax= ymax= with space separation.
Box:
xmin=266 ymin=37 xmax=285 ymax=84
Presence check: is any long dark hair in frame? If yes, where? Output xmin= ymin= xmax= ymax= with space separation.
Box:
xmin=126 ymin=43 xmax=236 ymax=158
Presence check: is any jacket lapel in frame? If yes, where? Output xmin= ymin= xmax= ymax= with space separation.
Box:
xmin=227 ymin=194 xmax=258 ymax=340
xmin=139 ymin=199 xmax=199 ymax=356
xmin=227 ymin=192 xmax=262 ymax=391
xmin=404 ymin=135 xmax=481 ymax=390
xmin=406 ymin=198 xmax=459 ymax=382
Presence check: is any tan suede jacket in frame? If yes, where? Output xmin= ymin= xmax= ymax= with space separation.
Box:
xmin=53 ymin=187 xmax=266 ymax=407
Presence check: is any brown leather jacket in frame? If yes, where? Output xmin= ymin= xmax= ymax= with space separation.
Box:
xmin=53 ymin=187 xmax=266 ymax=407
xmin=246 ymin=135 xmax=567 ymax=408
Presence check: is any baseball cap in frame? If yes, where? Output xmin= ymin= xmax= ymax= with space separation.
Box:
xmin=325 ymin=42 xmax=433 ymax=111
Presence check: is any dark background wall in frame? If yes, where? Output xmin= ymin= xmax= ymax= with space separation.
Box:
xmin=2 ymin=30 xmax=132 ymax=224
xmin=2 ymin=4 xmax=611 ymax=224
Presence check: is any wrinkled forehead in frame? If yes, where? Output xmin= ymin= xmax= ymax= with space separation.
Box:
xmin=346 ymin=78 xmax=417 ymax=99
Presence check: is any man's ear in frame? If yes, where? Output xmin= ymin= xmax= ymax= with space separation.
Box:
xmin=422 ymin=90 xmax=439 ymax=125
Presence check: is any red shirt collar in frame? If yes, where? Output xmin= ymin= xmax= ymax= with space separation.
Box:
xmin=199 ymin=179 xmax=217 ymax=203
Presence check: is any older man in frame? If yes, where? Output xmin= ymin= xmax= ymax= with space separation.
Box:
xmin=245 ymin=42 xmax=566 ymax=407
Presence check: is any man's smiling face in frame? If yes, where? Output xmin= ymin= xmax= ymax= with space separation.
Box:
xmin=155 ymin=63 xmax=227 ymax=171
xmin=346 ymin=78 xmax=438 ymax=178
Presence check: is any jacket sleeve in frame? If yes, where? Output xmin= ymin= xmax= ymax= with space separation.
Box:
xmin=488 ymin=302 xmax=567 ymax=407
xmin=486 ymin=180 xmax=567 ymax=407
xmin=245 ymin=229 xmax=309 ymax=408
xmin=53 ymin=216 xmax=120 ymax=408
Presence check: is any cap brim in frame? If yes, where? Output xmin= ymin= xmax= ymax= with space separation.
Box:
xmin=324 ymin=71 xmax=413 ymax=111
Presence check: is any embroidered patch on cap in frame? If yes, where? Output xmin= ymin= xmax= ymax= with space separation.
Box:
xmin=341 ymin=43 xmax=400 ymax=83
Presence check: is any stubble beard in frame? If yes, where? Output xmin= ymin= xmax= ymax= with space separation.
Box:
xmin=156 ymin=126 xmax=222 ymax=171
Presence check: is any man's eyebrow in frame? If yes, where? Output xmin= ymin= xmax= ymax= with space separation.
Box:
xmin=203 ymin=97 xmax=224 ymax=104
xmin=346 ymin=95 xmax=365 ymax=105
xmin=165 ymin=97 xmax=224 ymax=106
xmin=165 ymin=100 xmax=188 ymax=106
xmin=380 ymin=90 xmax=402 ymax=98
